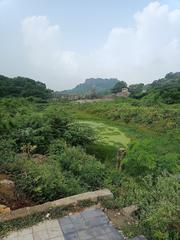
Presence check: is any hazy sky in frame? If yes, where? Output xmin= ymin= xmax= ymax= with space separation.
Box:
xmin=1 ymin=0 xmax=180 ymax=90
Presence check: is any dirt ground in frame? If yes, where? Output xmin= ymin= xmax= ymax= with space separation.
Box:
xmin=105 ymin=208 xmax=136 ymax=230
xmin=0 ymin=173 xmax=34 ymax=210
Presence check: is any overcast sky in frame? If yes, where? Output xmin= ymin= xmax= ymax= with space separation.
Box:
xmin=0 ymin=0 xmax=180 ymax=90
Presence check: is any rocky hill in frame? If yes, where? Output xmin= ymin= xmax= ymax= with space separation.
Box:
xmin=61 ymin=78 xmax=119 ymax=95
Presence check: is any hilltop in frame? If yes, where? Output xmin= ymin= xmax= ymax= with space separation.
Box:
xmin=55 ymin=72 xmax=180 ymax=104
xmin=61 ymin=78 xmax=119 ymax=95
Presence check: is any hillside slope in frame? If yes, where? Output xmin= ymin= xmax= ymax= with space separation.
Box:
xmin=62 ymin=78 xmax=119 ymax=95
xmin=0 ymin=75 xmax=52 ymax=99
xmin=143 ymin=72 xmax=180 ymax=103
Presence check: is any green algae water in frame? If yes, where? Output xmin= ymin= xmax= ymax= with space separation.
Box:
xmin=79 ymin=120 xmax=130 ymax=148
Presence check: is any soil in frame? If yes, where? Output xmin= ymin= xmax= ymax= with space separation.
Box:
xmin=0 ymin=173 xmax=35 ymax=210
xmin=105 ymin=208 xmax=136 ymax=230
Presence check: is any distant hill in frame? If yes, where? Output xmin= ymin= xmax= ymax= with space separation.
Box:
xmin=0 ymin=75 xmax=52 ymax=99
xmin=62 ymin=78 xmax=119 ymax=95
xmin=144 ymin=72 xmax=180 ymax=104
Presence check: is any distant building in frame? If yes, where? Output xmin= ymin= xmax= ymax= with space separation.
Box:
xmin=116 ymin=88 xmax=130 ymax=97
xmin=52 ymin=92 xmax=80 ymax=101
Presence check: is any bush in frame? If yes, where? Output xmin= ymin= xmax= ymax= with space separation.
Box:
xmin=57 ymin=147 xmax=106 ymax=189
xmin=138 ymin=175 xmax=180 ymax=240
xmin=0 ymin=138 xmax=17 ymax=166
xmin=48 ymin=139 xmax=67 ymax=156
xmin=80 ymin=160 xmax=106 ymax=190
xmin=124 ymin=139 xmax=180 ymax=177
xmin=64 ymin=123 xmax=96 ymax=146
xmin=124 ymin=140 xmax=156 ymax=177
xmin=10 ymin=158 xmax=84 ymax=202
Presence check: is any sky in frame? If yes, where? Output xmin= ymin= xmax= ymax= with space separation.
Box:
xmin=0 ymin=0 xmax=180 ymax=90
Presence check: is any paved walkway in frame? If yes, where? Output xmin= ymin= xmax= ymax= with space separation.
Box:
xmin=3 ymin=208 xmax=124 ymax=240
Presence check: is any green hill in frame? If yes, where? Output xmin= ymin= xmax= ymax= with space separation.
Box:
xmin=143 ymin=72 xmax=180 ymax=104
xmin=0 ymin=75 xmax=52 ymax=99
xmin=62 ymin=78 xmax=119 ymax=95
xmin=127 ymin=72 xmax=180 ymax=104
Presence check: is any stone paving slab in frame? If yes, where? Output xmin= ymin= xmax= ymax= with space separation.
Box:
xmin=2 ymin=219 xmax=64 ymax=240
xmin=2 ymin=208 xmax=124 ymax=240
xmin=59 ymin=208 xmax=124 ymax=240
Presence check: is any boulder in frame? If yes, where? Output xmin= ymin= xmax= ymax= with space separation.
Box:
xmin=130 ymin=236 xmax=147 ymax=240
xmin=122 ymin=205 xmax=138 ymax=217
xmin=0 ymin=179 xmax=15 ymax=199
xmin=0 ymin=179 xmax=15 ymax=187
xmin=0 ymin=204 xmax=10 ymax=214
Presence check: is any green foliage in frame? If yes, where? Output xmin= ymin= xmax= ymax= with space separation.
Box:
xmin=0 ymin=90 xmax=179 ymax=240
xmin=0 ymin=98 xmax=98 ymax=201
xmin=64 ymin=123 xmax=96 ymax=146
xmin=111 ymin=81 xmax=127 ymax=93
xmin=123 ymin=139 xmax=180 ymax=177
xmin=6 ymin=146 xmax=106 ymax=202
xmin=145 ymin=72 xmax=180 ymax=104
xmin=48 ymin=139 xmax=67 ymax=156
xmin=57 ymin=147 xmax=106 ymax=190
xmin=75 ymin=98 xmax=180 ymax=131
xmin=69 ymin=97 xmax=179 ymax=239
xmin=124 ymin=140 xmax=157 ymax=176
xmin=105 ymin=174 xmax=180 ymax=240
xmin=9 ymin=158 xmax=84 ymax=202
xmin=128 ymin=83 xmax=144 ymax=98
xmin=0 ymin=138 xmax=17 ymax=166
xmin=138 ymin=175 xmax=180 ymax=240
xmin=0 ymin=99 xmax=95 ymax=154
xmin=0 ymin=75 xmax=52 ymax=99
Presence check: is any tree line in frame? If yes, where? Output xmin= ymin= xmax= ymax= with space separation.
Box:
xmin=0 ymin=75 xmax=52 ymax=99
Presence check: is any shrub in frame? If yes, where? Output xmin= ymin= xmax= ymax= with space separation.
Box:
xmin=138 ymin=175 xmax=180 ymax=240
xmin=64 ymin=123 xmax=96 ymax=146
xmin=80 ymin=160 xmax=106 ymax=190
xmin=48 ymin=139 xmax=67 ymax=156
xmin=0 ymin=138 xmax=17 ymax=166
xmin=10 ymin=158 xmax=84 ymax=202
xmin=57 ymin=147 xmax=106 ymax=189
xmin=123 ymin=140 xmax=156 ymax=177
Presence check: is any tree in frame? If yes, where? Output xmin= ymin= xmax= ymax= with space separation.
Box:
xmin=111 ymin=81 xmax=127 ymax=93
xmin=0 ymin=75 xmax=53 ymax=99
xmin=143 ymin=72 xmax=180 ymax=104
xmin=128 ymin=83 xmax=144 ymax=97
xmin=124 ymin=140 xmax=156 ymax=176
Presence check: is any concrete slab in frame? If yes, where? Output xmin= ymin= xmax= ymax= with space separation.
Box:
xmin=58 ymin=208 xmax=124 ymax=240
xmin=3 ymin=208 xmax=125 ymax=240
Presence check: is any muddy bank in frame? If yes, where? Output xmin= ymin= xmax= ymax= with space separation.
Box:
xmin=0 ymin=173 xmax=34 ymax=210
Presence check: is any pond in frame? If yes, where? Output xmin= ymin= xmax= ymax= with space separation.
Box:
xmin=79 ymin=120 xmax=130 ymax=148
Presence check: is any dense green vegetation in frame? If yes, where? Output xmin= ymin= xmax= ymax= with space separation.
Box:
xmin=60 ymin=72 xmax=180 ymax=104
xmin=128 ymin=72 xmax=180 ymax=103
xmin=0 ymin=73 xmax=180 ymax=240
xmin=69 ymin=98 xmax=180 ymax=240
xmin=128 ymin=83 xmax=144 ymax=98
xmin=111 ymin=81 xmax=127 ymax=93
xmin=0 ymin=98 xmax=100 ymax=201
xmin=0 ymin=75 xmax=52 ymax=99
xmin=144 ymin=72 xmax=180 ymax=104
